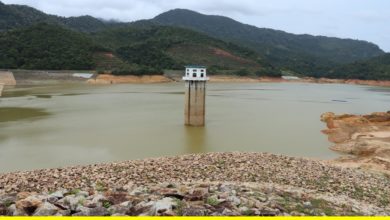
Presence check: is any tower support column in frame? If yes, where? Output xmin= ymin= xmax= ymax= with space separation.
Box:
xmin=185 ymin=80 xmax=206 ymax=126
xmin=0 ymin=83 xmax=4 ymax=97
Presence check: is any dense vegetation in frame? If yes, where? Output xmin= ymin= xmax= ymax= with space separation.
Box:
xmin=93 ymin=25 xmax=279 ymax=75
xmin=116 ymin=43 xmax=177 ymax=70
xmin=0 ymin=22 xmax=277 ymax=75
xmin=152 ymin=9 xmax=385 ymax=75
xmin=0 ymin=1 xmax=55 ymax=31
xmin=0 ymin=24 xmax=98 ymax=70
xmin=323 ymin=54 xmax=390 ymax=80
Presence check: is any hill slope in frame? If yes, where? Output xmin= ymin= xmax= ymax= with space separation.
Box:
xmin=324 ymin=53 xmax=390 ymax=80
xmin=0 ymin=22 xmax=278 ymax=76
xmin=0 ymin=1 xmax=56 ymax=31
xmin=93 ymin=25 xmax=280 ymax=76
xmin=152 ymin=9 xmax=385 ymax=75
xmin=0 ymin=23 xmax=99 ymax=70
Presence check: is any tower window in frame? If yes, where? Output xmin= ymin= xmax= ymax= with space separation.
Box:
xmin=193 ymin=73 xmax=196 ymax=77
xmin=201 ymin=73 xmax=204 ymax=77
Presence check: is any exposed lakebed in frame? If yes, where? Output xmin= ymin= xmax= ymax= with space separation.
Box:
xmin=0 ymin=82 xmax=389 ymax=173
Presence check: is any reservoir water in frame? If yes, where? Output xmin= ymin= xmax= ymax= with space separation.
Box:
xmin=0 ymin=82 xmax=389 ymax=173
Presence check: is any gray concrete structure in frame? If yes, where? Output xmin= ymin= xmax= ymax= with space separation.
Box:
xmin=183 ymin=65 xmax=209 ymax=126
xmin=0 ymin=83 xmax=4 ymax=97
xmin=0 ymin=71 xmax=16 ymax=86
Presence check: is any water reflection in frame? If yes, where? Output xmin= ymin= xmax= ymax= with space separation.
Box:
xmin=0 ymin=134 xmax=8 ymax=143
xmin=1 ymin=89 xmax=32 ymax=98
xmin=184 ymin=126 xmax=207 ymax=154
xmin=60 ymin=93 xmax=89 ymax=97
xmin=366 ymin=87 xmax=390 ymax=93
xmin=0 ymin=107 xmax=51 ymax=123
xmin=35 ymin=95 xmax=52 ymax=99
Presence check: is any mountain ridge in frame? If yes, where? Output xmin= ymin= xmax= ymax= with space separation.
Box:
xmin=0 ymin=2 xmax=389 ymax=79
xmin=152 ymin=9 xmax=384 ymax=75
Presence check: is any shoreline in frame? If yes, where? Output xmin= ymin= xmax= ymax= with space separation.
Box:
xmin=208 ymin=76 xmax=390 ymax=87
xmin=87 ymin=74 xmax=390 ymax=87
xmin=87 ymin=74 xmax=173 ymax=84
xmin=1 ymin=70 xmax=390 ymax=87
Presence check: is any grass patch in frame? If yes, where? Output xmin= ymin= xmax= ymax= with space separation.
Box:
xmin=241 ymin=209 xmax=255 ymax=216
xmin=3 ymin=200 xmax=14 ymax=207
xmin=173 ymin=198 xmax=185 ymax=216
xmin=103 ymin=201 xmax=112 ymax=209
xmin=69 ymin=189 xmax=81 ymax=195
xmin=206 ymin=197 xmax=220 ymax=206
xmin=95 ymin=182 xmax=107 ymax=192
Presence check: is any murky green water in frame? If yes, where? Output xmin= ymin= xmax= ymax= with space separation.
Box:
xmin=0 ymin=82 xmax=389 ymax=173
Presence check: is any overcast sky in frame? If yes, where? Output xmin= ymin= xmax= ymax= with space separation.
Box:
xmin=3 ymin=0 xmax=390 ymax=52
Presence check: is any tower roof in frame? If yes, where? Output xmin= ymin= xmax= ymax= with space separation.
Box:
xmin=185 ymin=65 xmax=206 ymax=69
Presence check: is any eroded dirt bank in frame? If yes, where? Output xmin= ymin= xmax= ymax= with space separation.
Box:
xmin=308 ymin=78 xmax=390 ymax=87
xmin=321 ymin=112 xmax=390 ymax=174
xmin=87 ymin=75 xmax=173 ymax=84
xmin=2 ymin=70 xmax=390 ymax=86
xmin=207 ymin=76 xmax=285 ymax=83
xmin=207 ymin=76 xmax=390 ymax=87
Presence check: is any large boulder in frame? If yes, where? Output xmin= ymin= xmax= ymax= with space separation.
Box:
xmin=15 ymin=196 xmax=43 ymax=215
xmin=33 ymin=202 xmax=59 ymax=216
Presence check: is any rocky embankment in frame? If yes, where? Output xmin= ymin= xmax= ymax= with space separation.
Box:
xmin=321 ymin=112 xmax=390 ymax=173
xmin=1 ymin=182 xmax=388 ymax=216
xmin=1 ymin=152 xmax=390 ymax=216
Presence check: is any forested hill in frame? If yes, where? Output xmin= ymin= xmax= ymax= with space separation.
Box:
xmin=0 ymin=24 xmax=100 ymax=70
xmin=0 ymin=23 xmax=279 ymax=76
xmin=152 ymin=9 xmax=385 ymax=75
xmin=324 ymin=53 xmax=390 ymax=80
xmin=93 ymin=25 xmax=269 ymax=70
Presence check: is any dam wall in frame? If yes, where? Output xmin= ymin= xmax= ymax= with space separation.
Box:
xmin=0 ymin=71 xmax=16 ymax=86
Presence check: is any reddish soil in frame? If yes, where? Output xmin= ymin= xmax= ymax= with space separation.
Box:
xmin=212 ymin=48 xmax=251 ymax=64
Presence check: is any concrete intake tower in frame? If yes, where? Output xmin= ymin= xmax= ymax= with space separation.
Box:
xmin=183 ymin=65 xmax=209 ymax=126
